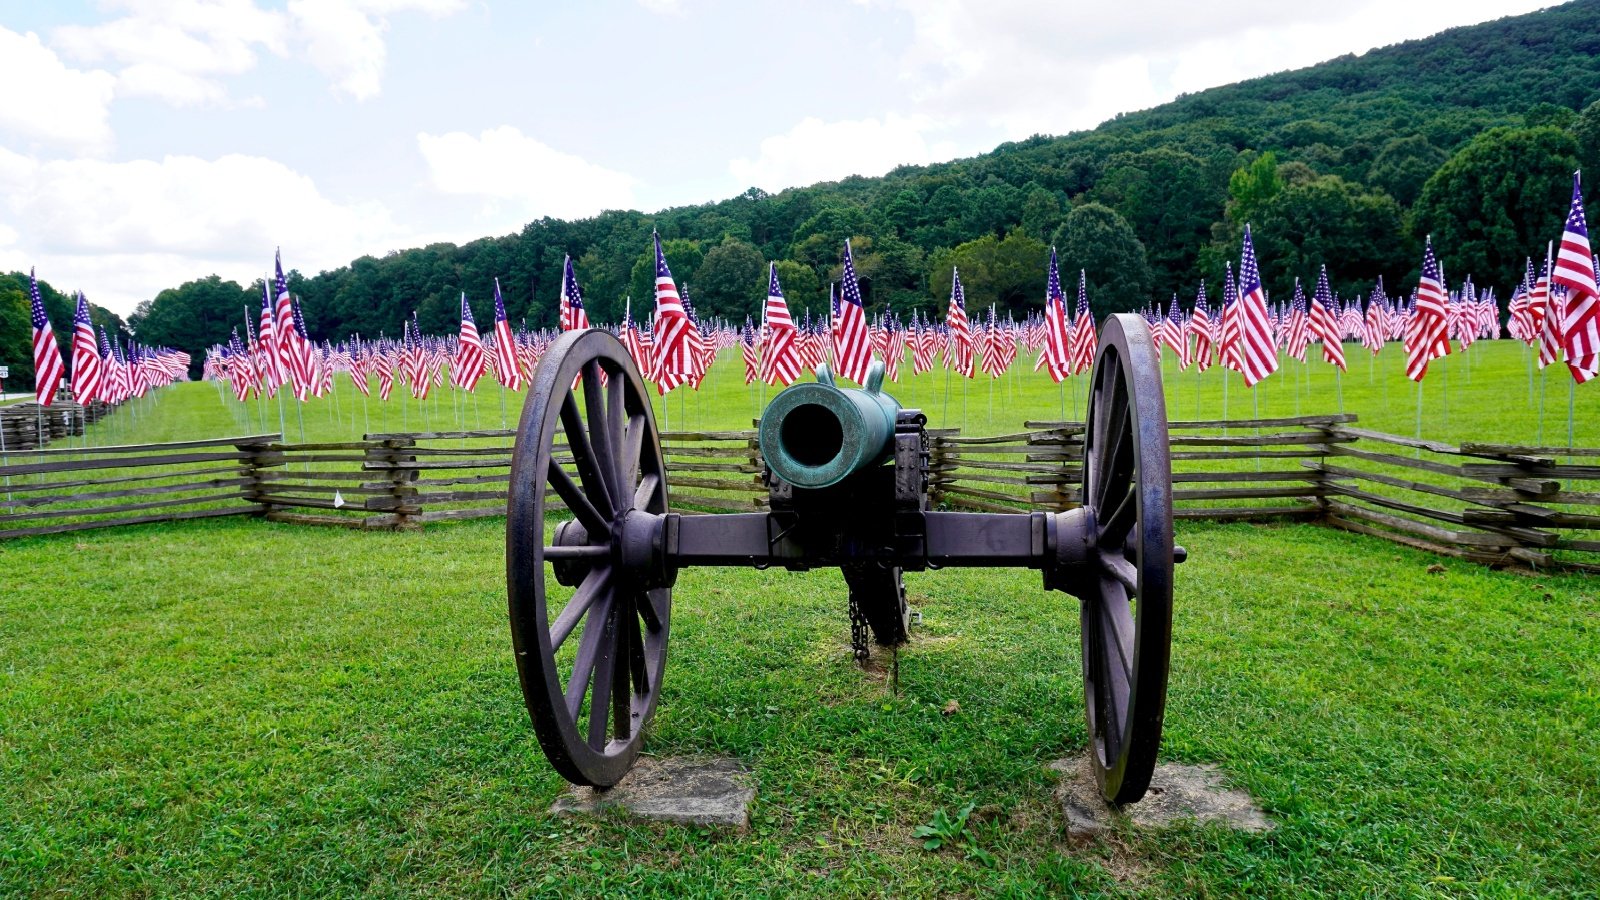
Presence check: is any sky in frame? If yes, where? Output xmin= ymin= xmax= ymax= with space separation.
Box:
xmin=0 ymin=0 xmax=1554 ymax=316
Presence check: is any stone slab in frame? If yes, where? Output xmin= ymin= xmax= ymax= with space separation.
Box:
xmin=551 ymin=756 xmax=754 ymax=829
xmin=1051 ymin=756 xmax=1273 ymax=840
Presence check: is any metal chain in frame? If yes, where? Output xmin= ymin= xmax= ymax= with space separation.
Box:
xmin=848 ymin=588 xmax=870 ymax=661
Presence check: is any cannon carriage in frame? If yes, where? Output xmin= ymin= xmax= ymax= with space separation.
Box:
xmin=506 ymin=313 xmax=1181 ymax=804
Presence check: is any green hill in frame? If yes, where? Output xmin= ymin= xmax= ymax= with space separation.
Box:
xmin=133 ymin=0 xmax=1600 ymax=374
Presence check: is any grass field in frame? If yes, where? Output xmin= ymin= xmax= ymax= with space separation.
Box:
xmin=2 ymin=336 xmax=1598 ymax=897
xmin=66 ymin=338 xmax=1600 ymax=450
xmin=1 ymin=516 xmax=1596 ymax=896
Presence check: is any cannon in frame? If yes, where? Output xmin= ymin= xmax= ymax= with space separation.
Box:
xmin=506 ymin=313 xmax=1179 ymax=804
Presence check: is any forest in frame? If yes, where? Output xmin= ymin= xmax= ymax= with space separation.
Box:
xmin=7 ymin=0 xmax=1600 ymax=383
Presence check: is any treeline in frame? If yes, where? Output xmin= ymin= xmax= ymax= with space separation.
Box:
xmin=129 ymin=0 xmax=1600 ymax=379
xmin=0 ymin=274 xmax=128 ymax=390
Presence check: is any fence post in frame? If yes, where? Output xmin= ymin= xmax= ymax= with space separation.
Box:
xmin=235 ymin=436 xmax=281 ymax=516
xmin=366 ymin=437 xmax=420 ymax=530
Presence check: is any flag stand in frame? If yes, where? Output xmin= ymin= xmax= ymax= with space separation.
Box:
xmin=1221 ymin=369 xmax=1229 ymax=437
xmin=1567 ymin=377 xmax=1576 ymax=459
xmin=1537 ymin=367 xmax=1547 ymax=447
xmin=1335 ymin=367 xmax=1344 ymax=414
xmin=360 ymin=383 xmax=370 ymax=437
xmin=1414 ymin=378 xmax=1423 ymax=457
xmin=498 ymin=382 xmax=507 ymax=430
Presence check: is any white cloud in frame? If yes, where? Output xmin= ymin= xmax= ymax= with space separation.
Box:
xmin=417 ymin=126 xmax=638 ymax=224
xmin=0 ymin=147 xmax=408 ymax=313
xmin=871 ymin=0 xmax=1553 ymax=137
xmin=729 ymin=114 xmax=957 ymax=193
xmin=51 ymin=0 xmax=287 ymax=108
xmin=288 ymin=0 xmax=467 ymax=101
xmin=0 ymin=28 xmax=116 ymax=152
xmin=51 ymin=0 xmax=466 ymax=107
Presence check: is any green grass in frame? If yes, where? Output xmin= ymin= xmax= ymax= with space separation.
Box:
xmin=1 ymin=516 xmax=1597 ymax=897
xmin=64 ymin=339 xmax=1600 ymax=449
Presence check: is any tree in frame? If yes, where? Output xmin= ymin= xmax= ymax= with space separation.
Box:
xmin=1367 ymin=136 xmax=1447 ymax=207
xmin=773 ymin=259 xmax=824 ymax=320
xmin=927 ymin=230 xmax=1049 ymax=318
xmin=0 ymin=282 xmax=31 ymax=387
xmin=1252 ymin=175 xmax=1410 ymax=300
xmin=1575 ymin=99 xmax=1600 ymax=178
xmin=1090 ymin=148 xmax=1229 ymax=291
xmin=127 ymin=275 xmax=256 ymax=379
xmin=628 ymin=239 xmax=703 ymax=312
xmin=1225 ymin=151 xmax=1284 ymax=227
xmin=692 ymin=237 xmax=766 ymax=320
xmin=1050 ymin=204 xmax=1152 ymax=320
xmin=1018 ymin=185 xmax=1065 ymax=241
xmin=1411 ymin=126 xmax=1581 ymax=293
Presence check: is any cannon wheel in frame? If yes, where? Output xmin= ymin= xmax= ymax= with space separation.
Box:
xmin=507 ymin=329 xmax=670 ymax=787
xmin=1079 ymin=312 xmax=1175 ymax=805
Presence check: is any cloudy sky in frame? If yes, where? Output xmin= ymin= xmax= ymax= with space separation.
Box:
xmin=0 ymin=0 xmax=1550 ymax=315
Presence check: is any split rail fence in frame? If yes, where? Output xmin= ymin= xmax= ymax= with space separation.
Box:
xmin=1 ymin=414 xmax=1596 ymax=571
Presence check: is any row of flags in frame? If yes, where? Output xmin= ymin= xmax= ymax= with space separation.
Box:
xmin=193 ymin=172 xmax=1598 ymax=406
xmin=26 ymin=268 xmax=188 ymax=407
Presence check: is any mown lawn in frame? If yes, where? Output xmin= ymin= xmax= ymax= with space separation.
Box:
xmin=2 ymin=515 xmax=1596 ymax=897
xmin=70 ymin=338 xmax=1600 ymax=449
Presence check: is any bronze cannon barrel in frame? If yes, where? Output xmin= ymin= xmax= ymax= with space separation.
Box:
xmin=757 ymin=361 xmax=899 ymax=489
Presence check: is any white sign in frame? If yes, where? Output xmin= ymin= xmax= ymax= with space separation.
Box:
xmin=0 ymin=365 xmax=8 ymax=379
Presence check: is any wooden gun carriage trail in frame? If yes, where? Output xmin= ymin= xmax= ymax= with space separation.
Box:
xmin=2 ymin=319 xmax=1599 ymax=802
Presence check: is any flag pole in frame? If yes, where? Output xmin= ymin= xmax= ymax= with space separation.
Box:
xmin=1568 ymin=376 xmax=1576 ymax=459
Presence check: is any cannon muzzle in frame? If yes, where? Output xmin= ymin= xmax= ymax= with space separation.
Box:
xmin=758 ymin=361 xmax=900 ymax=489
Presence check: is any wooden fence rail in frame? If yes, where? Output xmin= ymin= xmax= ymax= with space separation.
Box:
xmin=1 ymin=415 xmax=1596 ymax=572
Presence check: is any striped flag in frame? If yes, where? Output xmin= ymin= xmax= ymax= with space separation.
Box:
xmin=257 ymin=282 xmax=282 ymax=397
xmin=491 ymin=278 xmax=523 ymax=391
xmin=946 ymin=267 xmax=976 ymax=377
xmin=619 ymin=295 xmax=650 ymax=377
xmin=1038 ymin=247 xmax=1071 ymax=382
xmin=1189 ymin=282 xmax=1213 ymax=372
xmin=559 ymin=255 xmax=590 ymax=332
xmin=1236 ymin=226 xmax=1279 ymax=387
xmin=1069 ymin=270 xmax=1096 ymax=375
xmin=1219 ymin=264 xmax=1242 ymax=374
xmin=28 ymin=269 xmax=64 ymax=405
xmin=759 ymin=262 xmax=802 ymax=386
xmin=648 ymin=231 xmax=694 ymax=394
xmin=453 ymin=292 xmax=487 ymax=391
xmin=741 ymin=317 xmax=760 ymax=384
xmin=832 ymin=239 xmax=872 ymax=384
xmin=1285 ymin=279 xmax=1310 ymax=362
xmin=1309 ymin=265 xmax=1346 ymax=372
xmin=1553 ymin=172 xmax=1599 ymax=383
xmin=1407 ymin=237 xmax=1452 ymax=382
xmin=273 ymin=250 xmax=308 ymax=400
xmin=1166 ymin=299 xmax=1190 ymax=370
xmin=70 ymin=291 xmax=103 ymax=404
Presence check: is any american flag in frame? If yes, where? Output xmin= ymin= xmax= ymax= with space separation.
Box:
xmin=28 ymin=269 xmax=63 ymax=406
xmin=1166 ymin=299 xmax=1190 ymax=370
xmin=1038 ymin=247 xmax=1071 ymax=382
xmin=1069 ymin=269 xmax=1096 ymax=375
xmin=648 ymin=232 xmax=694 ymax=393
xmin=911 ymin=312 xmax=934 ymax=374
xmin=619 ymin=295 xmax=650 ymax=377
xmin=491 ymin=278 xmax=524 ymax=391
xmin=70 ymin=290 xmax=102 ymax=404
xmin=227 ymin=329 xmax=254 ymax=402
xmin=454 ymin=292 xmax=487 ymax=391
xmin=883 ymin=314 xmax=904 ymax=382
xmin=1189 ymin=282 xmax=1213 ymax=372
xmin=679 ymin=284 xmax=711 ymax=388
xmin=1362 ymin=279 xmax=1387 ymax=355
xmin=273 ymin=250 xmax=307 ymax=400
xmin=292 ymin=297 xmax=323 ymax=398
xmin=1218 ymin=263 xmax=1242 ymax=374
xmin=559 ymin=255 xmax=590 ymax=332
xmin=1553 ymin=172 xmax=1599 ymax=383
xmin=1285 ymin=279 xmax=1310 ymax=362
xmin=256 ymin=281 xmax=281 ymax=398
xmin=946 ymin=267 xmax=975 ymax=377
xmin=741 ymin=316 xmax=759 ymax=384
xmin=1235 ymin=227 xmax=1279 ymax=387
xmin=759 ymin=262 xmax=802 ymax=386
xmin=832 ymin=239 xmax=872 ymax=384
xmin=1407 ymin=237 xmax=1452 ymax=382
xmin=1309 ymin=265 xmax=1346 ymax=372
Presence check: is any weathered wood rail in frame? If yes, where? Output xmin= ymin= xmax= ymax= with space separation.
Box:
xmin=1 ymin=415 xmax=1596 ymax=572
xmin=0 ymin=401 xmax=114 ymax=451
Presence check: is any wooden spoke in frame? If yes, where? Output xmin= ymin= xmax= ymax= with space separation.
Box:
xmin=565 ymin=595 xmax=611 ymax=717
xmin=637 ymin=586 xmax=665 ymax=633
xmin=582 ymin=360 xmax=620 ymax=505
xmin=627 ymin=604 xmax=650 ymax=697
xmin=560 ymin=391 xmax=614 ymax=517
xmin=634 ymin=472 xmax=661 ymax=510
xmin=611 ymin=610 xmax=632 ymax=741
xmin=545 ymin=459 xmax=608 ymax=535
xmin=549 ymin=567 xmax=609 ymax=650
xmin=1100 ymin=483 xmax=1136 ymax=546
xmin=617 ymin=414 xmax=647 ymax=503
xmin=586 ymin=604 xmax=618 ymax=748
xmin=1099 ymin=550 xmax=1138 ymax=595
